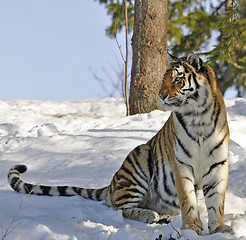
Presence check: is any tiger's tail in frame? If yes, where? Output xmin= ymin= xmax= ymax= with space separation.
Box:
xmin=8 ymin=164 xmax=108 ymax=201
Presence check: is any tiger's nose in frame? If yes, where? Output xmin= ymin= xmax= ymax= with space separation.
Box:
xmin=159 ymin=94 xmax=168 ymax=101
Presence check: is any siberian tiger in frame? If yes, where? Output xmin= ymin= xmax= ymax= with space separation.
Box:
xmin=8 ymin=53 xmax=233 ymax=235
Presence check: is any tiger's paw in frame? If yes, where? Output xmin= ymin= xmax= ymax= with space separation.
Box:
xmin=157 ymin=214 xmax=173 ymax=224
xmin=122 ymin=208 xmax=160 ymax=224
xmin=210 ymin=225 xmax=235 ymax=235
xmin=140 ymin=211 xmax=160 ymax=224
xmin=182 ymin=219 xmax=203 ymax=235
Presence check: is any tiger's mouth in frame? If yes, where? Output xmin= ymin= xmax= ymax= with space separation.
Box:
xmin=159 ymin=95 xmax=185 ymax=109
xmin=159 ymin=95 xmax=167 ymax=105
xmin=159 ymin=94 xmax=168 ymax=102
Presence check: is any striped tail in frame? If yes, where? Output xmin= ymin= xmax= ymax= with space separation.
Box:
xmin=8 ymin=164 xmax=108 ymax=201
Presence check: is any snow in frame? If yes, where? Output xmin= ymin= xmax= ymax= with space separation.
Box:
xmin=0 ymin=97 xmax=246 ymax=240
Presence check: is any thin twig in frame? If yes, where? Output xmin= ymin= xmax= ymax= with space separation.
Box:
xmin=170 ymin=222 xmax=181 ymax=238
xmin=1 ymin=197 xmax=27 ymax=240
xmin=1 ymin=167 xmax=51 ymax=239
xmin=116 ymin=34 xmax=126 ymax=63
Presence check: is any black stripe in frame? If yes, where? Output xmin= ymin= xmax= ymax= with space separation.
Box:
xmin=39 ymin=185 xmax=51 ymax=195
xmin=194 ymin=91 xmax=199 ymax=99
xmin=202 ymin=160 xmax=227 ymax=178
xmin=200 ymin=88 xmax=209 ymax=106
xmin=73 ymin=187 xmax=82 ymax=195
xmin=203 ymin=179 xmax=223 ymax=196
xmin=135 ymin=146 xmax=141 ymax=155
xmin=187 ymin=206 xmax=194 ymax=214
xmin=117 ymin=180 xmax=132 ymax=189
xmin=174 ymin=133 xmax=192 ymax=158
xmin=95 ymin=188 xmax=105 ymax=201
xmin=175 ymin=112 xmax=197 ymax=143
xmin=207 ymin=192 xmax=219 ymax=199
xmin=115 ymin=193 xmax=140 ymax=203
xmin=209 ymin=133 xmax=228 ymax=156
xmin=10 ymin=177 xmax=19 ymax=188
xmin=126 ymin=156 xmax=148 ymax=183
xmin=57 ymin=186 xmax=69 ymax=196
xmin=176 ymin=156 xmax=195 ymax=179
xmin=153 ymin=144 xmax=160 ymax=192
xmin=124 ymin=188 xmax=145 ymax=196
xmin=200 ymin=101 xmax=212 ymax=115
xmin=87 ymin=189 xmax=94 ymax=199
xmin=158 ymin=134 xmax=173 ymax=196
xmin=117 ymin=174 xmax=136 ymax=187
xmin=210 ymin=96 xmax=217 ymax=120
xmin=115 ymin=172 xmax=121 ymax=181
xmin=162 ymin=166 xmax=174 ymax=197
xmin=170 ymin=172 xmax=175 ymax=186
xmin=24 ymin=183 xmax=34 ymax=194
xmin=208 ymin=206 xmax=216 ymax=212
xmin=162 ymin=165 xmax=173 ymax=196
xmin=114 ymin=200 xmax=141 ymax=208
xmin=192 ymin=72 xmax=200 ymax=89
xmin=180 ymin=87 xmax=194 ymax=93
xmin=153 ymin=175 xmax=159 ymax=192
xmin=108 ymin=185 xmax=113 ymax=195
xmin=132 ymin=151 xmax=149 ymax=180
xmin=147 ymin=148 xmax=154 ymax=178
xmin=204 ymin=68 xmax=211 ymax=85
xmin=163 ymin=199 xmax=180 ymax=208
xmin=183 ymin=64 xmax=189 ymax=73
xmin=203 ymin=99 xmax=221 ymax=141
xmin=156 ymin=131 xmax=174 ymax=196
xmin=121 ymin=165 xmax=148 ymax=192
xmin=164 ymin=128 xmax=173 ymax=164
xmin=14 ymin=165 xmax=27 ymax=174
xmin=188 ymin=73 xmax=192 ymax=87
xmin=182 ymin=176 xmax=193 ymax=183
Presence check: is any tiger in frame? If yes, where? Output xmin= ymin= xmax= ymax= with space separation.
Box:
xmin=8 ymin=53 xmax=234 ymax=235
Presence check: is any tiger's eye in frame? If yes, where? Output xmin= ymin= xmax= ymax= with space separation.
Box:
xmin=174 ymin=77 xmax=183 ymax=83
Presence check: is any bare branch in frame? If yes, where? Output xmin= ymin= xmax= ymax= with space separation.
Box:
xmin=1 ymin=168 xmax=51 ymax=239
xmin=116 ymin=34 xmax=126 ymax=63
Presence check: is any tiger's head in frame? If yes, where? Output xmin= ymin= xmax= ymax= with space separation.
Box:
xmin=159 ymin=53 xmax=217 ymax=112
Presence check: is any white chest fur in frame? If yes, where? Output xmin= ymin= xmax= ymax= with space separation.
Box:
xmin=173 ymin=104 xmax=229 ymax=188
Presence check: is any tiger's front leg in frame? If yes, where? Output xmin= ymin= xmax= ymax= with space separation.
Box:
xmin=202 ymin=159 xmax=234 ymax=235
xmin=172 ymin=160 xmax=202 ymax=235
xmin=179 ymin=180 xmax=202 ymax=234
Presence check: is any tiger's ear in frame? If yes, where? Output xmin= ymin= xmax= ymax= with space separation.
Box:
xmin=167 ymin=52 xmax=178 ymax=64
xmin=187 ymin=53 xmax=203 ymax=71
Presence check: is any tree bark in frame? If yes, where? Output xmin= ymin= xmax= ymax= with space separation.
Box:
xmin=129 ymin=0 xmax=168 ymax=115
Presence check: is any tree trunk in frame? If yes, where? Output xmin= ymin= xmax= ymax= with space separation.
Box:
xmin=129 ymin=0 xmax=168 ymax=115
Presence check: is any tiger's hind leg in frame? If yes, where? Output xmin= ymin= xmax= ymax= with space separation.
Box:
xmin=108 ymin=144 xmax=172 ymax=224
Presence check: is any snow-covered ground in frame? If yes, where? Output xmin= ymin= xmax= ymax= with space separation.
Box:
xmin=0 ymin=98 xmax=246 ymax=240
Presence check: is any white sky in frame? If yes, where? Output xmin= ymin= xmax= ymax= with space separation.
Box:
xmin=0 ymin=1 xmax=126 ymax=100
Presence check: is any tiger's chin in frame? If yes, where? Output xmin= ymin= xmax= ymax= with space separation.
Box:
xmin=159 ymin=97 xmax=186 ymax=112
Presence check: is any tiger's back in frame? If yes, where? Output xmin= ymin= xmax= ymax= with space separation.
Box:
xmin=8 ymin=53 xmax=233 ymax=235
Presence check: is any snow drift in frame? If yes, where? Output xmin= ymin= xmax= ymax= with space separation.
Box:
xmin=0 ymin=98 xmax=246 ymax=240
